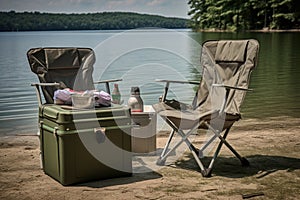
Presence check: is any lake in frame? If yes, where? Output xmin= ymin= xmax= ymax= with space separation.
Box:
xmin=0 ymin=29 xmax=299 ymax=136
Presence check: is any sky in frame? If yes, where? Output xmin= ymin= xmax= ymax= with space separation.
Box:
xmin=0 ymin=0 xmax=190 ymax=18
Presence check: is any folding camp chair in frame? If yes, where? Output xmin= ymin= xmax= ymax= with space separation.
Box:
xmin=27 ymin=47 xmax=132 ymax=185
xmin=27 ymin=47 xmax=121 ymax=106
xmin=153 ymin=39 xmax=259 ymax=177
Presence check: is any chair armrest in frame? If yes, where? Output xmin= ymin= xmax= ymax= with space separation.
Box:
xmin=155 ymin=79 xmax=199 ymax=102
xmin=31 ymin=82 xmax=61 ymax=87
xmin=30 ymin=82 xmax=61 ymax=106
xmin=212 ymin=84 xmax=253 ymax=91
xmin=94 ymin=79 xmax=123 ymax=94
xmin=156 ymin=79 xmax=199 ymax=85
xmin=93 ymin=78 xmax=123 ymax=84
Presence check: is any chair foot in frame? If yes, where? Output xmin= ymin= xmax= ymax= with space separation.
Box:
xmin=201 ymin=168 xmax=212 ymax=177
xmin=156 ymin=158 xmax=166 ymax=166
xmin=241 ymin=157 xmax=250 ymax=167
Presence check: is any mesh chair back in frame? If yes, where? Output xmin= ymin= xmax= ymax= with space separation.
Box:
xmin=27 ymin=47 xmax=95 ymax=103
xmin=195 ymin=40 xmax=259 ymax=115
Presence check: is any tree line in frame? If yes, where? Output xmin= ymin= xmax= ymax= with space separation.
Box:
xmin=0 ymin=11 xmax=188 ymax=31
xmin=188 ymin=0 xmax=300 ymax=31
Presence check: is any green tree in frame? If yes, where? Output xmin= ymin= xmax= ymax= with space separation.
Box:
xmin=188 ymin=0 xmax=300 ymax=31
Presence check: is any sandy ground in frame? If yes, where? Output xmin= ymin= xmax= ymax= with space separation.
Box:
xmin=1 ymin=116 xmax=300 ymax=200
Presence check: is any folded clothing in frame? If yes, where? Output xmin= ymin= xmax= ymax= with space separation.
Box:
xmin=54 ymin=88 xmax=111 ymax=107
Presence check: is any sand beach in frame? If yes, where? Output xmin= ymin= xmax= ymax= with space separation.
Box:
xmin=0 ymin=116 xmax=299 ymax=200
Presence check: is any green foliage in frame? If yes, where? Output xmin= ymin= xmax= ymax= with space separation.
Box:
xmin=188 ymin=0 xmax=300 ymax=31
xmin=0 ymin=11 xmax=188 ymax=31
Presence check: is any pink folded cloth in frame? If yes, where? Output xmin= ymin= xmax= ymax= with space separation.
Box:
xmin=94 ymin=91 xmax=111 ymax=107
xmin=54 ymin=89 xmax=111 ymax=107
xmin=54 ymin=88 xmax=74 ymax=104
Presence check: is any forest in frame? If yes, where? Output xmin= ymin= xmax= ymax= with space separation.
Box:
xmin=0 ymin=11 xmax=188 ymax=31
xmin=188 ymin=0 xmax=300 ymax=31
xmin=2 ymin=0 xmax=299 ymax=32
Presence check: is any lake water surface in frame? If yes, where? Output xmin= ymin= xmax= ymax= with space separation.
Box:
xmin=0 ymin=29 xmax=299 ymax=135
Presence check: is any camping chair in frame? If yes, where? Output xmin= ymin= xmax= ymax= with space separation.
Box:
xmin=27 ymin=47 xmax=121 ymax=106
xmin=27 ymin=48 xmax=132 ymax=185
xmin=153 ymin=39 xmax=259 ymax=177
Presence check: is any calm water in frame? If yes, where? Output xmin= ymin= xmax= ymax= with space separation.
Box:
xmin=0 ymin=30 xmax=299 ymax=135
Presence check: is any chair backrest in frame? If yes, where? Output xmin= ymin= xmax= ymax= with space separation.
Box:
xmin=195 ymin=39 xmax=259 ymax=115
xmin=27 ymin=47 xmax=95 ymax=103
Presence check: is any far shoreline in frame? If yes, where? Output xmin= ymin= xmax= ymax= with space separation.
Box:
xmin=195 ymin=28 xmax=300 ymax=33
xmin=1 ymin=28 xmax=300 ymax=33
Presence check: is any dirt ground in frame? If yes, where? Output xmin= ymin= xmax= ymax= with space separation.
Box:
xmin=1 ymin=116 xmax=300 ymax=200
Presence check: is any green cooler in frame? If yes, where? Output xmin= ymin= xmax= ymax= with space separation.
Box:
xmin=38 ymin=105 xmax=132 ymax=185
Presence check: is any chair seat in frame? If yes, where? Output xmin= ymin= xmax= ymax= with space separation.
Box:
xmin=153 ymin=102 xmax=241 ymax=130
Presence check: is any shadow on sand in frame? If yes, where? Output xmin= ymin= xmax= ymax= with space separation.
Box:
xmin=68 ymin=153 xmax=300 ymax=187
xmin=174 ymin=154 xmax=300 ymax=178
xmin=76 ymin=164 xmax=162 ymax=188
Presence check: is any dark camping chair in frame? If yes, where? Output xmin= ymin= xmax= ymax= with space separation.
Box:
xmin=153 ymin=39 xmax=259 ymax=177
xmin=27 ymin=47 xmax=121 ymax=106
xmin=27 ymin=48 xmax=132 ymax=185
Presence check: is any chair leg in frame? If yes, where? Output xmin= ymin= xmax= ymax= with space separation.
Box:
xmin=190 ymin=147 xmax=208 ymax=176
xmin=156 ymin=129 xmax=175 ymax=165
xmin=156 ymin=127 xmax=198 ymax=166
xmin=241 ymin=157 xmax=250 ymax=166
xmin=218 ymin=132 xmax=249 ymax=166
xmin=157 ymin=118 xmax=200 ymax=164
xmin=198 ymin=127 xmax=230 ymax=177
xmin=201 ymin=168 xmax=213 ymax=177
xmin=198 ymin=133 xmax=218 ymax=158
xmin=176 ymin=128 xmax=199 ymax=155
xmin=156 ymin=119 xmax=219 ymax=176
xmin=161 ymin=129 xmax=175 ymax=157
xmin=205 ymin=123 xmax=250 ymax=167
xmin=176 ymin=128 xmax=210 ymax=175
xmin=208 ymin=127 xmax=230 ymax=168
xmin=157 ymin=119 xmax=249 ymax=176
xmin=192 ymin=129 xmax=226 ymax=177
xmin=198 ymin=126 xmax=248 ymax=177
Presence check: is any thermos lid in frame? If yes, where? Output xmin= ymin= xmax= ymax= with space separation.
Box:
xmin=130 ymin=87 xmax=140 ymax=95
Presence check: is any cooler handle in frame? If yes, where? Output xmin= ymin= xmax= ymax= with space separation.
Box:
xmin=94 ymin=127 xmax=106 ymax=144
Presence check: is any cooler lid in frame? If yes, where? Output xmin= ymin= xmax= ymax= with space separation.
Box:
xmin=40 ymin=105 xmax=130 ymax=124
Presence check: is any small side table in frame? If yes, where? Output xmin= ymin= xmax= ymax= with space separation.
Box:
xmin=131 ymin=105 xmax=157 ymax=153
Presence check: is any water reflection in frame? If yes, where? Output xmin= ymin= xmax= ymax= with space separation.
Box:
xmin=0 ymin=30 xmax=299 ymax=135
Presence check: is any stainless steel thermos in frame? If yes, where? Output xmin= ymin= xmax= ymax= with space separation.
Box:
xmin=128 ymin=87 xmax=143 ymax=112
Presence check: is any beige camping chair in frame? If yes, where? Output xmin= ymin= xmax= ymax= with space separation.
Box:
xmin=153 ymin=39 xmax=259 ymax=177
